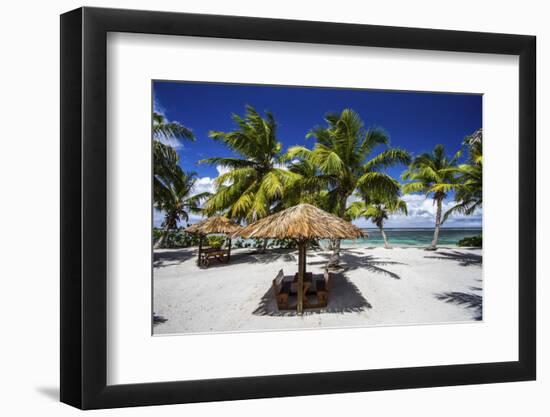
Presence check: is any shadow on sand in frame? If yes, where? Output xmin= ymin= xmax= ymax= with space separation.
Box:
xmin=153 ymin=249 xmax=195 ymax=268
xmin=424 ymin=250 xmax=482 ymax=267
xmin=435 ymin=291 xmax=483 ymax=320
xmin=203 ymin=249 xmax=297 ymax=269
xmin=252 ymin=272 xmax=372 ymax=317
xmin=309 ymin=249 xmax=405 ymax=280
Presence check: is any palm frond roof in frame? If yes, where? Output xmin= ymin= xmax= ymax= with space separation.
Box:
xmin=185 ymin=216 xmax=242 ymax=235
xmin=233 ymin=204 xmax=366 ymax=240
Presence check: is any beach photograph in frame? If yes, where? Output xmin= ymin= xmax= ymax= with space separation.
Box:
xmin=152 ymin=81 xmax=483 ymax=335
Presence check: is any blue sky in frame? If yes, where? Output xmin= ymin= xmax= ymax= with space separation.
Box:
xmin=153 ymin=80 xmax=482 ymax=228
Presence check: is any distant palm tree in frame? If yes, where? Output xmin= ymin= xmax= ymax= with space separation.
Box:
xmin=153 ymin=112 xmax=194 ymax=140
xmin=152 ymin=112 xmax=195 ymax=206
xmin=347 ymin=195 xmax=407 ymax=249
xmin=402 ymin=144 xmax=460 ymax=250
xmin=154 ymin=171 xmax=209 ymax=248
xmin=287 ymin=109 xmax=410 ymax=265
xmin=201 ymin=105 xmax=297 ymax=223
xmin=444 ymin=129 xmax=482 ymax=222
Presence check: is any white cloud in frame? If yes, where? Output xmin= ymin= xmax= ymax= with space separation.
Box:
xmin=157 ymin=136 xmax=184 ymax=150
xmin=193 ymin=176 xmax=216 ymax=195
xmin=388 ymin=194 xmax=481 ymax=228
xmin=216 ymin=165 xmax=230 ymax=176
xmin=351 ymin=193 xmax=482 ymax=228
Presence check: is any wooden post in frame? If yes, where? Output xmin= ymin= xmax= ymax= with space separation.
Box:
xmin=297 ymin=241 xmax=306 ymax=314
xmin=197 ymin=235 xmax=203 ymax=266
xmin=227 ymin=237 xmax=232 ymax=262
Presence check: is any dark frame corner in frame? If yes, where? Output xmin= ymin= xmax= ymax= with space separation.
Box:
xmin=60 ymin=6 xmax=536 ymax=410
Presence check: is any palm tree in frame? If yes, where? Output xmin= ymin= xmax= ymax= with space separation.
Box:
xmin=200 ymin=105 xmax=299 ymax=252
xmin=200 ymin=105 xmax=297 ymax=223
xmin=153 ymin=112 xmax=194 ymax=140
xmin=154 ymin=171 xmax=209 ymax=248
xmin=402 ymin=144 xmax=461 ymax=250
xmin=347 ymin=194 xmax=407 ymax=249
xmin=287 ymin=109 xmax=410 ymax=265
xmin=280 ymin=158 xmax=330 ymax=210
xmin=444 ymin=129 xmax=482 ymax=222
xmin=152 ymin=112 xmax=195 ymax=206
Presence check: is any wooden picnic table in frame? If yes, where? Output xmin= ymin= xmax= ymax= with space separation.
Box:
xmin=198 ymin=247 xmax=230 ymax=267
xmin=273 ymin=270 xmax=331 ymax=310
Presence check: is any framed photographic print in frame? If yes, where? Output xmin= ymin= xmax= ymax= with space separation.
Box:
xmin=60 ymin=6 xmax=536 ymax=409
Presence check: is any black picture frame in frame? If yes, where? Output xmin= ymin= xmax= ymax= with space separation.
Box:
xmin=60 ymin=6 xmax=536 ymax=410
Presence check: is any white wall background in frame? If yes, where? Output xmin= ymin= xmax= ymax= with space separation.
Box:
xmin=0 ymin=0 xmax=545 ymax=415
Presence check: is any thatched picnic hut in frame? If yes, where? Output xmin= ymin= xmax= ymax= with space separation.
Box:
xmin=186 ymin=216 xmax=242 ymax=266
xmin=233 ymin=204 xmax=366 ymax=313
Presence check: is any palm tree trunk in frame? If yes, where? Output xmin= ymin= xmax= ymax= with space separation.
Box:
xmin=259 ymin=238 xmax=269 ymax=253
xmin=328 ymin=195 xmax=350 ymax=267
xmin=328 ymin=239 xmax=341 ymax=268
xmin=430 ymin=197 xmax=443 ymax=250
xmin=154 ymin=225 xmax=170 ymax=249
xmin=380 ymin=225 xmax=391 ymax=249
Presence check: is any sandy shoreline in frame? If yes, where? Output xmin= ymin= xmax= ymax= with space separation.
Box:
xmin=153 ymin=246 xmax=482 ymax=335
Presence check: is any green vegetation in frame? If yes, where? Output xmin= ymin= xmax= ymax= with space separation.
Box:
xmin=153 ymin=112 xmax=210 ymax=248
xmin=153 ymin=106 xmax=482 ymax=252
xmin=200 ymin=105 xmax=295 ymax=223
xmin=347 ymin=194 xmax=408 ymax=249
xmin=284 ymin=109 xmax=410 ymax=264
xmin=152 ymin=229 xmax=199 ymax=248
xmin=206 ymin=235 xmax=226 ymax=249
xmin=444 ymin=129 xmax=483 ymax=222
xmin=457 ymin=235 xmax=482 ymax=247
xmin=402 ymin=144 xmax=461 ymax=250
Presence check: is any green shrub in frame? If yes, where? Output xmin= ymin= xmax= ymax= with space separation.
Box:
xmin=457 ymin=235 xmax=482 ymax=247
xmin=153 ymin=228 xmax=199 ymax=248
xmin=270 ymin=238 xmax=296 ymax=249
xmin=206 ymin=235 xmax=226 ymax=249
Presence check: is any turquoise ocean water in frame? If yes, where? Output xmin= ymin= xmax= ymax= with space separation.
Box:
xmin=339 ymin=228 xmax=482 ymax=247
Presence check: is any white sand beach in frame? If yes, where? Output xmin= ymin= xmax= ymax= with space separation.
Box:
xmin=153 ymin=246 xmax=482 ymax=335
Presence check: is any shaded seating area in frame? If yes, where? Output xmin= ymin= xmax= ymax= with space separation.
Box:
xmin=272 ymin=268 xmax=332 ymax=310
xmin=185 ymin=216 xmax=242 ymax=268
xmin=233 ymin=204 xmax=365 ymax=314
xmin=198 ymin=247 xmax=230 ymax=267
xmin=234 ymin=204 xmax=364 ymax=314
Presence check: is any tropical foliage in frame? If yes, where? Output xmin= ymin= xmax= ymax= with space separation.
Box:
xmin=154 ymin=171 xmax=209 ymax=248
xmin=457 ymin=235 xmax=482 ymax=247
xmin=286 ymin=109 xmax=410 ymax=264
xmin=347 ymin=194 xmax=407 ymax=249
xmin=205 ymin=235 xmax=227 ymax=249
xmin=444 ymin=129 xmax=482 ymax=222
xmin=201 ymin=105 xmax=298 ymax=223
xmin=402 ymin=144 xmax=461 ymax=249
xmin=152 ymin=228 xmax=200 ymax=248
xmin=153 ymin=112 xmax=196 ymax=205
xmin=153 ymin=102 xmax=482 ymax=252
xmin=153 ymin=112 xmax=210 ymax=247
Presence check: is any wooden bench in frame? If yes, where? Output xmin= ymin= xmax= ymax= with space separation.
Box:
xmin=272 ymin=269 xmax=292 ymax=310
xmin=314 ymin=269 xmax=331 ymax=307
xmin=199 ymin=248 xmax=229 ymax=267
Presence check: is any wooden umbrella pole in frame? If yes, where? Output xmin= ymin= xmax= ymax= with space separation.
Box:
xmin=197 ymin=235 xmax=203 ymax=266
xmin=297 ymin=240 xmax=306 ymax=314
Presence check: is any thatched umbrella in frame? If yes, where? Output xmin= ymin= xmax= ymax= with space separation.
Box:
xmin=185 ymin=216 xmax=242 ymax=264
xmin=233 ymin=204 xmax=366 ymax=313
